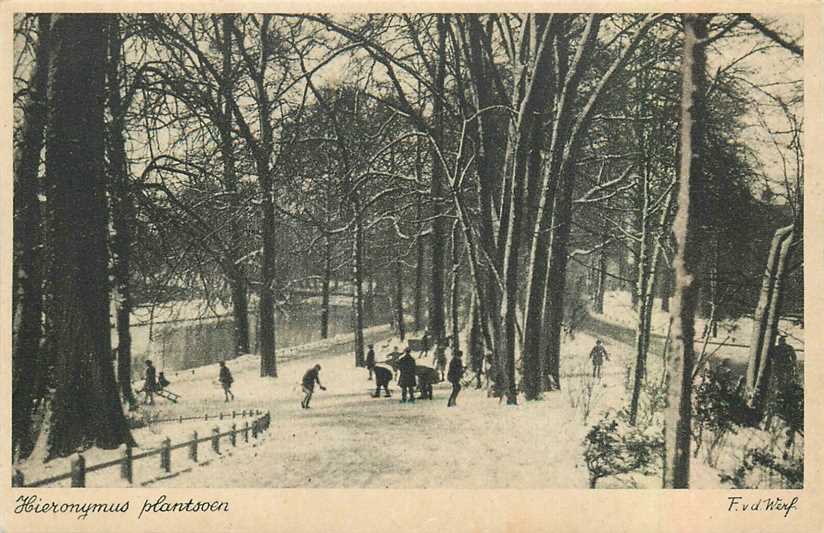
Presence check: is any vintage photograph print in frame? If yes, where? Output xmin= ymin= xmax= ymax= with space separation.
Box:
xmin=10 ymin=12 xmax=804 ymax=491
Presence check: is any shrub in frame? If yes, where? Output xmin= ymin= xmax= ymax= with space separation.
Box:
xmin=583 ymin=409 xmax=664 ymax=488
xmin=720 ymin=447 xmax=803 ymax=489
xmin=692 ymin=362 xmax=749 ymax=466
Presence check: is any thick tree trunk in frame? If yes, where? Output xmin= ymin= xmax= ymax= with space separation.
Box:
xmin=256 ymin=15 xmax=277 ymax=377
xmin=220 ymin=14 xmax=250 ymax=357
xmin=12 ymin=13 xmax=51 ymax=460
xmin=107 ymin=16 xmax=137 ymax=408
xmin=745 ymin=224 xmax=795 ymax=413
xmin=45 ymin=14 xmax=135 ymax=458
xmin=593 ymin=233 xmax=607 ymax=314
xmin=413 ymin=194 xmax=425 ymax=332
xmin=662 ymin=14 xmax=709 ymax=488
xmin=428 ymin=15 xmax=448 ymax=341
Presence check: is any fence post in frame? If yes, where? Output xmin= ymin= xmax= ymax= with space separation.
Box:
xmin=232 ymin=410 xmax=236 ymax=419
xmin=12 ymin=469 xmax=24 ymax=487
xmin=211 ymin=427 xmax=220 ymax=454
xmin=71 ymin=454 xmax=86 ymax=487
xmin=121 ymin=445 xmax=133 ymax=483
xmin=189 ymin=431 xmax=198 ymax=462
xmin=220 ymin=412 xmax=224 ymax=420
xmin=161 ymin=437 xmax=171 ymax=473
xmin=252 ymin=419 xmax=259 ymax=439
xmin=230 ymin=424 xmax=237 ymax=447
xmin=205 ymin=413 xmax=209 ymax=421
xmin=243 ymin=421 xmax=249 ymax=442
xmin=179 ymin=415 xmax=183 ymax=424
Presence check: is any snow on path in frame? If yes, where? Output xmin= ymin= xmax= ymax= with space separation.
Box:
xmin=151 ymin=342 xmax=595 ymax=489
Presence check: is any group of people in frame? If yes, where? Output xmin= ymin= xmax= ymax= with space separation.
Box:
xmin=364 ymin=340 xmax=465 ymax=406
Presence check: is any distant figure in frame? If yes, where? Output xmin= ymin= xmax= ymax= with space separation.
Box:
xmin=421 ymin=330 xmax=432 ymax=357
xmin=589 ymin=340 xmax=609 ymax=379
xmin=143 ymin=360 xmax=157 ymax=405
xmin=219 ymin=361 xmax=234 ymax=402
xmin=433 ymin=340 xmax=448 ymax=381
xmin=366 ymin=344 xmax=376 ymax=381
xmin=385 ymin=345 xmax=403 ymax=378
xmin=770 ymin=336 xmax=798 ymax=391
xmin=397 ymin=348 xmax=417 ymax=402
xmin=372 ymin=365 xmax=393 ymax=398
xmin=447 ymin=350 xmax=465 ymax=407
xmin=301 ymin=364 xmax=326 ymax=409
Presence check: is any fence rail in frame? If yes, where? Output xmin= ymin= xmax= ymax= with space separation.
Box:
xmin=12 ymin=410 xmax=271 ymax=488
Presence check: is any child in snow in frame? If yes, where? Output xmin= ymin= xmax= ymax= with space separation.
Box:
xmin=142 ymin=360 xmax=157 ymax=405
xmin=301 ymin=364 xmax=326 ymax=409
xmin=219 ymin=361 xmax=234 ymax=402
xmin=589 ymin=340 xmax=609 ymax=379
xmin=447 ymin=350 xmax=465 ymax=407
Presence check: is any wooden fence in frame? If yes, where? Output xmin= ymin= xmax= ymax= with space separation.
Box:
xmin=12 ymin=410 xmax=271 ymax=488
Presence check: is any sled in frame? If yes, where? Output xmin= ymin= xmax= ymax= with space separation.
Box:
xmin=154 ymin=388 xmax=181 ymax=403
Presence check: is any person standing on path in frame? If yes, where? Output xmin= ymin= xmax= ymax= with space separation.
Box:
xmin=143 ymin=360 xmax=157 ymax=405
xmin=433 ymin=340 xmax=448 ymax=381
xmin=397 ymin=348 xmax=417 ymax=403
xmin=447 ymin=350 xmax=465 ymax=407
xmin=366 ymin=344 xmax=376 ymax=381
xmin=301 ymin=364 xmax=326 ymax=409
xmin=219 ymin=361 xmax=234 ymax=402
xmin=589 ymin=340 xmax=609 ymax=379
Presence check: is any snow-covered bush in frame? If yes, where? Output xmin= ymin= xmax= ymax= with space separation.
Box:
xmin=692 ymin=362 xmax=749 ymax=466
xmin=583 ymin=409 xmax=664 ymax=488
xmin=720 ymin=447 xmax=803 ymax=489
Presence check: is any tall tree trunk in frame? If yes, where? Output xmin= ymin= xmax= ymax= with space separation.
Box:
xmin=45 ymin=14 xmax=135 ymax=458
xmin=256 ymin=15 xmax=277 ymax=377
xmin=450 ymin=220 xmax=461 ymax=355
xmin=593 ymin=232 xmax=608 ymax=313
xmin=12 ymin=13 xmax=51 ymax=460
xmin=394 ymin=256 xmax=406 ymax=341
xmin=352 ymin=205 xmax=366 ymax=367
xmin=106 ymin=16 xmax=137 ymax=408
xmin=662 ymin=14 xmax=709 ymax=488
xmin=220 ymin=14 xmax=250 ymax=356
xmin=428 ymin=15 xmax=448 ymax=341
xmin=745 ymin=223 xmax=795 ymax=414
xmin=321 ymin=228 xmax=331 ymax=339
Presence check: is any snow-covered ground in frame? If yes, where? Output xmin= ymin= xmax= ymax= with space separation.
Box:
xmin=17 ymin=290 xmax=803 ymax=489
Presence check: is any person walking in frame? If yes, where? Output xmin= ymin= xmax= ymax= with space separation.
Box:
xmin=397 ymin=348 xmax=417 ymax=403
xmin=366 ymin=344 xmax=376 ymax=381
xmin=219 ymin=361 xmax=234 ymax=402
xmin=142 ymin=360 xmax=157 ymax=405
xmin=770 ymin=335 xmax=798 ymax=392
xmin=301 ymin=363 xmax=326 ymax=409
xmin=447 ymin=350 xmax=465 ymax=407
xmin=589 ymin=340 xmax=609 ymax=379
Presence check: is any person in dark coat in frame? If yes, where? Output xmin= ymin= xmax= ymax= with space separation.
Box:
xmin=366 ymin=344 xmax=376 ymax=381
xmin=447 ymin=350 xmax=465 ymax=407
xmin=433 ymin=340 xmax=448 ymax=381
xmin=589 ymin=339 xmax=609 ymax=379
xmin=397 ymin=348 xmax=417 ymax=402
xmin=219 ymin=361 xmax=234 ymax=402
xmin=372 ymin=365 xmax=393 ymax=398
xmin=143 ymin=360 xmax=157 ymax=405
xmin=770 ymin=335 xmax=798 ymax=391
xmin=301 ymin=364 xmax=326 ymax=409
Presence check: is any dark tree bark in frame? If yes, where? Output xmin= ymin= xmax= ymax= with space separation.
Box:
xmin=449 ymin=219 xmax=461 ymax=356
xmin=220 ymin=14 xmax=250 ymax=357
xmin=45 ymin=14 xmax=135 ymax=458
xmin=428 ymin=15 xmax=448 ymax=341
xmin=12 ymin=13 xmax=51 ymax=460
xmin=394 ymin=256 xmax=406 ymax=341
xmin=352 ymin=213 xmax=366 ymax=367
xmin=663 ymin=13 xmax=710 ymax=489
xmin=106 ymin=15 xmax=137 ymax=408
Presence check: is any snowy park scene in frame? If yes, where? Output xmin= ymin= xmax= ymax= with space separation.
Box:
xmin=11 ymin=12 xmax=803 ymax=491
